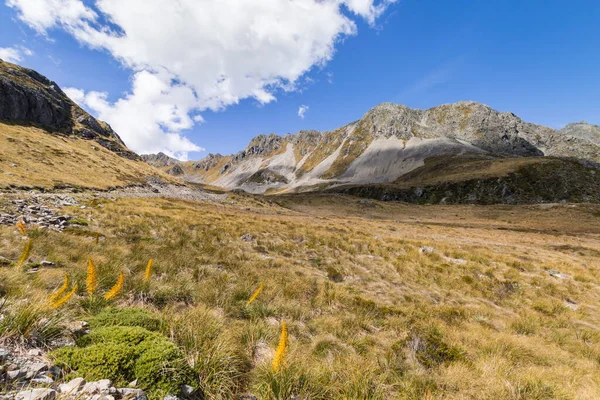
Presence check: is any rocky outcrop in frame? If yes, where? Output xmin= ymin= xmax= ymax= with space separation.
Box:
xmin=140 ymin=153 xmax=180 ymax=168
xmin=561 ymin=121 xmax=600 ymax=145
xmin=0 ymin=59 xmax=138 ymax=160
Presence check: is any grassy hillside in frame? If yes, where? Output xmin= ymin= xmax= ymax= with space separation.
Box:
xmin=333 ymin=156 xmax=600 ymax=204
xmin=2 ymin=193 xmax=600 ymax=399
xmin=0 ymin=122 xmax=173 ymax=190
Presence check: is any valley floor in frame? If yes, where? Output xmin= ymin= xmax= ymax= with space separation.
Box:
xmin=1 ymin=189 xmax=600 ymax=399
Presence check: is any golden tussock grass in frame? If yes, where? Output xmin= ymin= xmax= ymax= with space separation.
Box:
xmin=1 ymin=193 xmax=600 ymax=398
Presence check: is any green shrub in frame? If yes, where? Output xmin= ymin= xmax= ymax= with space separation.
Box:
xmin=51 ymin=326 xmax=195 ymax=399
xmin=88 ymin=307 xmax=162 ymax=331
xmin=76 ymin=325 xmax=162 ymax=347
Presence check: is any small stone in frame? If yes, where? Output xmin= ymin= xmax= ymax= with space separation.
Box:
xmin=82 ymin=379 xmax=113 ymax=394
xmin=28 ymin=349 xmax=42 ymax=356
xmin=419 ymin=246 xmax=435 ymax=254
xmin=31 ymin=375 xmax=54 ymax=384
xmin=128 ymin=380 xmax=138 ymax=387
xmin=237 ymin=395 xmax=258 ymax=400
xmin=163 ymin=396 xmax=179 ymax=400
xmin=40 ymin=261 xmax=55 ymax=267
xmin=25 ymin=362 xmax=48 ymax=379
xmin=58 ymin=377 xmax=86 ymax=394
xmin=180 ymin=385 xmax=195 ymax=398
xmin=240 ymin=233 xmax=254 ymax=242
xmin=15 ymin=389 xmax=56 ymax=400
xmin=7 ymin=369 xmax=26 ymax=380
xmin=116 ymin=388 xmax=147 ymax=400
xmin=0 ymin=348 xmax=10 ymax=362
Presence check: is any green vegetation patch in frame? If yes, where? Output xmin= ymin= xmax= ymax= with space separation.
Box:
xmin=51 ymin=326 xmax=194 ymax=399
xmin=88 ymin=307 xmax=162 ymax=331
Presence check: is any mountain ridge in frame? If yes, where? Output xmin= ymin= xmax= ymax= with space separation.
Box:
xmin=142 ymin=101 xmax=600 ymax=201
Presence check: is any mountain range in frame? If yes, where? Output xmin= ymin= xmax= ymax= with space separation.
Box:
xmin=143 ymin=102 xmax=600 ymax=204
xmin=1 ymin=57 xmax=600 ymax=204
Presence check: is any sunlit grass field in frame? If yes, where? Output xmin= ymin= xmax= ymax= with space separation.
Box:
xmin=2 ymin=192 xmax=600 ymax=399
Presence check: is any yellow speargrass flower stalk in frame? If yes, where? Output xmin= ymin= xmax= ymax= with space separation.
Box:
xmin=47 ymin=273 xmax=70 ymax=304
xmin=16 ymin=220 xmax=27 ymax=236
xmin=247 ymin=282 xmax=263 ymax=306
xmin=16 ymin=239 xmax=32 ymax=270
xmin=86 ymin=258 xmax=98 ymax=295
xmin=51 ymin=284 xmax=78 ymax=309
xmin=272 ymin=321 xmax=288 ymax=372
xmin=104 ymin=271 xmax=125 ymax=300
xmin=144 ymin=259 xmax=153 ymax=282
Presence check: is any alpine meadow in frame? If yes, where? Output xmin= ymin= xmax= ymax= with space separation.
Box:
xmin=1 ymin=1 xmax=600 ymax=400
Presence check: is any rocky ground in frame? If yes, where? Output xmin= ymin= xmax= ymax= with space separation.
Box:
xmin=0 ymin=345 xmax=153 ymax=400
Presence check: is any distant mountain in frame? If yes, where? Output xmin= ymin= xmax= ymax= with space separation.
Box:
xmin=0 ymin=59 xmax=170 ymax=189
xmin=561 ymin=121 xmax=600 ymax=145
xmin=142 ymin=101 xmax=600 ymax=203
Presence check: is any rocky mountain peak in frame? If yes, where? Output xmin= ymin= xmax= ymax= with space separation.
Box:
xmin=0 ymin=59 xmax=138 ymax=160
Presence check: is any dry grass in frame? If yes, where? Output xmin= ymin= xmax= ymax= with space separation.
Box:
xmin=0 ymin=123 xmax=172 ymax=189
xmin=1 ymin=192 xmax=600 ymax=398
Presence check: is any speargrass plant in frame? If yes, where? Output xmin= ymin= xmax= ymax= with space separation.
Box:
xmin=86 ymin=257 xmax=98 ymax=295
xmin=104 ymin=271 xmax=125 ymax=300
xmin=247 ymin=282 xmax=263 ymax=306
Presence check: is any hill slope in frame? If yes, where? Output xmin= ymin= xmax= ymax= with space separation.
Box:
xmin=143 ymin=101 xmax=600 ymax=203
xmin=0 ymin=59 xmax=170 ymax=189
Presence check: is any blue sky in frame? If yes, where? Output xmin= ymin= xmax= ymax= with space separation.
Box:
xmin=1 ymin=0 xmax=599 ymax=159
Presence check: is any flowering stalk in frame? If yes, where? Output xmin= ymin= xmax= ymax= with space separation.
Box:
xmin=86 ymin=258 xmax=98 ymax=295
xmin=272 ymin=321 xmax=288 ymax=372
xmin=247 ymin=282 xmax=263 ymax=306
xmin=104 ymin=271 xmax=124 ymax=300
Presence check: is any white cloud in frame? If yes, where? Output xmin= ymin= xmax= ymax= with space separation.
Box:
xmin=7 ymin=0 xmax=395 ymax=159
xmin=0 ymin=46 xmax=33 ymax=63
xmin=298 ymin=105 xmax=309 ymax=119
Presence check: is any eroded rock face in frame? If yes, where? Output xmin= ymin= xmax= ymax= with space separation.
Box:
xmin=0 ymin=59 xmax=138 ymax=160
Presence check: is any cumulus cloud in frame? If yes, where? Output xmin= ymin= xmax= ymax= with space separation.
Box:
xmin=0 ymin=46 xmax=33 ymax=63
xmin=298 ymin=105 xmax=309 ymax=119
xmin=7 ymin=0 xmax=395 ymax=159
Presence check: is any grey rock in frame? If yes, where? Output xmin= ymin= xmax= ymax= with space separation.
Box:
xmin=40 ymin=260 xmax=55 ymax=267
xmin=25 ymin=362 xmax=48 ymax=379
xmin=0 ymin=348 xmax=10 ymax=362
xmin=58 ymin=377 xmax=86 ymax=394
xmin=162 ymin=396 xmax=180 ymax=400
xmin=180 ymin=385 xmax=195 ymax=398
xmin=116 ymin=389 xmax=147 ymax=400
xmin=15 ymin=389 xmax=56 ymax=400
xmin=31 ymin=375 xmax=54 ymax=384
xmin=419 ymin=246 xmax=435 ymax=255
xmin=240 ymin=233 xmax=254 ymax=242
xmin=28 ymin=349 xmax=42 ymax=356
xmin=6 ymin=369 xmax=26 ymax=380
xmin=82 ymin=379 xmax=113 ymax=394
